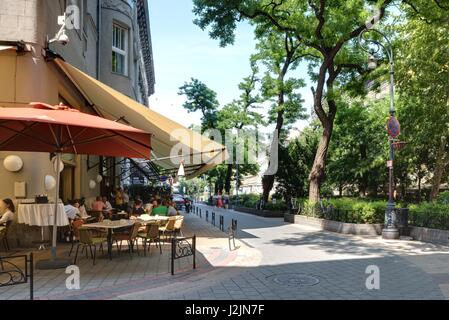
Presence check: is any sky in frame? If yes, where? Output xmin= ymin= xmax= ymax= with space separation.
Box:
xmin=147 ymin=0 xmax=313 ymax=136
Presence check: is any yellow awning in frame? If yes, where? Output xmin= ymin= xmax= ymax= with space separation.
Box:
xmin=54 ymin=58 xmax=227 ymax=178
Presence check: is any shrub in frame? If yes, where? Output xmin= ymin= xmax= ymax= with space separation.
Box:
xmin=436 ymin=191 xmax=449 ymax=204
xmin=408 ymin=202 xmax=449 ymax=230
xmin=232 ymin=193 xmax=260 ymax=208
xmin=264 ymin=201 xmax=288 ymax=211
xmin=299 ymin=197 xmax=385 ymax=224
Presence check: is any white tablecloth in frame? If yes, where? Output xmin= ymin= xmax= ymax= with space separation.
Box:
xmin=18 ymin=203 xmax=69 ymax=227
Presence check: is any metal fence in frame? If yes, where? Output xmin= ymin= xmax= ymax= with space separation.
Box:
xmin=170 ymin=236 xmax=196 ymax=275
xmin=0 ymin=253 xmax=34 ymax=300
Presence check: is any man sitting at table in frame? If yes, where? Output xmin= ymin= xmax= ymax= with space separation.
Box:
xmin=132 ymin=199 xmax=145 ymax=217
xmin=102 ymin=196 xmax=113 ymax=211
xmin=167 ymin=200 xmax=178 ymax=217
xmin=151 ymin=199 xmax=168 ymax=216
xmin=91 ymin=196 xmax=105 ymax=211
xmin=64 ymin=200 xmax=80 ymax=220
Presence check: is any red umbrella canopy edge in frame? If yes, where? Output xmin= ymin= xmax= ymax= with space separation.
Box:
xmin=0 ymin=103 xmax=152 ymax=159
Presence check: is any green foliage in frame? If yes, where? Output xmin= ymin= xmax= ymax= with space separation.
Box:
xmin=275 ymin=125 xmax=320 ymax=200
xmin=264 ymin=201 xmax=288 ymax=211
xmin=179 ymin=177 xmax=208 ymax=196
xmin=436 ymin=191 xmax=449 ymax=204
xmin=409 ymin=202 xmax=449 ymax=230
xmin=327 ymin=98 xmax=389 ymax=196
xmin=234 ymin=193 xmax=260 ymax=208
xmin=178 ymin=78 xmax=219 ymax=129
xmin=301 ymin=197 xmax=386 ymax=224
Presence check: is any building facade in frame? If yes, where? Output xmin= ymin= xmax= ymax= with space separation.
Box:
xmin=0 ymin=0 xmax=155 ymax=246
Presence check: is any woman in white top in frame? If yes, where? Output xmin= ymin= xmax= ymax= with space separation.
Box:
xmin=0 ymin=198 xmax=15 ymax=225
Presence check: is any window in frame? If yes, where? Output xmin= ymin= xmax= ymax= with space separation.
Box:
xmin=112 ymin=24 xmax=128 ymax=75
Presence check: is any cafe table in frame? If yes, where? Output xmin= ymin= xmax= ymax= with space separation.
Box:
xmin=80 ymin=220 xmax=135 ymax=260
xmin=134 ymin=215 xmax=169 ymax=225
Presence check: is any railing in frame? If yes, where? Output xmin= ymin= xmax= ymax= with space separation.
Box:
xmin=171 ymin=235 xmax=196 ymax=275
xmin=0 ymin=253 xmax=34 ymax=300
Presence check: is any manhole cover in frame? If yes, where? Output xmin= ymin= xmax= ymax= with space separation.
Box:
xmin=266 ymin=273 xmax=320 ymax=288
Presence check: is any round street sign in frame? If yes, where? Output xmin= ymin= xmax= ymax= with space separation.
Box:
xmin=387 ymin=116 xmax=400 ymax=138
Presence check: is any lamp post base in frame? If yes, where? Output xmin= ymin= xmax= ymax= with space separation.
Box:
xmin=382 ymin=227 xmax=399 ymax=240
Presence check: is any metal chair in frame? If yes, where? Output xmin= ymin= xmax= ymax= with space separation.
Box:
xmin=74 ymin=228 xmax=107 ymax=265
xmin=174 ymin=216 xmax=185 ymax=237
xmin=137 ymin=222 xmax=162 ymax=255
xmin=0 ymin=221 xmax=12 ymax=251
xmin=159 ymin=217 xmax=177 ymax=242
xmin=112 ymin=222 xmax=141 ymax=258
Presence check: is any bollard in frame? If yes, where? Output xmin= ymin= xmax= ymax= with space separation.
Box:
xmin=219 ymin=215 xmax=224 ymax=231
xmin=212 ymin=212 xmax=215 ymax=226
xmin=206 ymin=211 xmax=209 ymax=222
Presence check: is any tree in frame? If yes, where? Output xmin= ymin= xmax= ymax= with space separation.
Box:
xmin=217 ymin=63 xmax=263 ymax=194
xmin=178 ymin=78 xmax=220 ymax=129
xmin=395 ymin=8 xmax=449 ymax=201
xmin=192 ymin=0 xmax=399 ymax=203
xmin=275 ymin=125 xmax=319 ymax=201
xmin=327 ymin=98 xmax=388 ymax=197
xmin=251 ymin=28 xmax=308 ymax=202
xmin=192 ymin=0 xmax=449 ymax=203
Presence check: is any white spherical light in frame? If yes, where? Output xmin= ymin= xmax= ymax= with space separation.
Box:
xmin=44 ymin=175 xmax=56 ymax=191
xmin=3 ymin=155 xmax=23 ymax=172
xmin=96 ymin=175 xmax=103 ymax=183
xmin=89 ymin=180 xmax=96 ymax=189
xmin=51 ymin=157 xmax=64 ymax=173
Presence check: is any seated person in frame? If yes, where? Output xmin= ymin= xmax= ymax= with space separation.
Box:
xmin=145 ymin=198 xmax=157 ymax=214
xmin=132 ymin=200 xmax=145 ymax=217
xmin=151 ymin=199 xmax=168 ymax=216
xmin=167 ymin=201 xmax=178 ymax=217
xmin=64 ymin=200 xmax=80 ymax=221
xmin=76 ymin=198 xmax=90 ymax=219
xmin=91 ymin=196 xmax=105 ymax=211
xmin=0 ymin=198 xmax=15 ymax=225
xmin=102 ymin=196 xmax=113 ymax=211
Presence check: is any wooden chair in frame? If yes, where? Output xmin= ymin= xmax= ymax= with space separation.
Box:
xmin=112 ymin=222 xmax=141 ymax=258
xmin=74 ymin=228 xmax=107 ymax=265
xmin=0 ymin=221 xmax=12 ymax=252
xmin=159 ymin=217 xmax=177 ymax=242
xmin=137 ymin=222 xmax=162 ymax=256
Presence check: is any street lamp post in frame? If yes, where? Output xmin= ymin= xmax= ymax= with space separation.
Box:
xmin=358 ymin=28 xmax=400 ymax=240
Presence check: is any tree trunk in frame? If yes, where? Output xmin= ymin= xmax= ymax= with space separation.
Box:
xmin=261 ymin=110 xmax=282 ymax=202
xmin=308 ymin=125 xmax=333 ymax=202
xmin=417 ymin=174 xmax=422 ymax=203
xmin=262 ymin=87 xmax=286 ymax=203
xmin=308 ymin=60 xmax=338 ymax=203
xmin=224 ymin=163 xmax=233 ymax=194
xmin=430 ymin=136 xmax=447 ymax=201
xmin=358 ymin=144 xmax=368 ymax=197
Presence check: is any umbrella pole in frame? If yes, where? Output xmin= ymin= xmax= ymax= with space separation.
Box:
xmin=35 ymin=152 xmax=71 ymax=270
xmin=51 ymin=152 xmax=61 ymax=259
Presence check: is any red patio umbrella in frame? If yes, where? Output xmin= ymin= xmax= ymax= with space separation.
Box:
xmin=0 ymin=102 xmax=152 ymax=269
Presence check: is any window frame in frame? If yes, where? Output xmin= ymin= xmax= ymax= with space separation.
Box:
xmin=112 ymin=23 xmax=129 ymax=76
